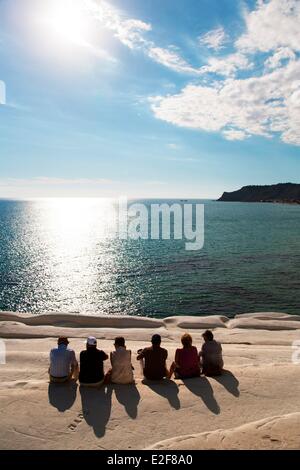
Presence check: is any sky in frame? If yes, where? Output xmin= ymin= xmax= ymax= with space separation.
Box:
xmin=0 ymin=0 xmax=299 ymax=199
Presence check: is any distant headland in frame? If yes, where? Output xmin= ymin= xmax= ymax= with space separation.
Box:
xmin=218 ymin=183 xmax=300 ymax=204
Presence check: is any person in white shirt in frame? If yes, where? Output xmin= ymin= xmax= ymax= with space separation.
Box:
xmin=109 ymin=337 xmax=134 ymax=384
xmin=49 ymin=337 xmax=78 ymax=383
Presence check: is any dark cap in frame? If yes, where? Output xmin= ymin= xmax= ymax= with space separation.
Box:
xmin=151 ymin=334 xmax=161 ymax=345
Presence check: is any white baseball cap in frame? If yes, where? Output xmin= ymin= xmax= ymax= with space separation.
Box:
xmin=86 ymin=336 xmax=97 ymax=346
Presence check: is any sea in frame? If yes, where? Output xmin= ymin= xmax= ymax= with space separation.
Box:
xmin=0 ymin=198 xmax=299 ymax=318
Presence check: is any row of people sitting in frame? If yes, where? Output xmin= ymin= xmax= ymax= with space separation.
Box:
xmin=49 ymin=330 xmax=223 ymax=386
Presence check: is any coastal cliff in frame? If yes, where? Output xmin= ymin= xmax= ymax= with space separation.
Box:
xmin=218 ymin=183 xmax=300 ymax=203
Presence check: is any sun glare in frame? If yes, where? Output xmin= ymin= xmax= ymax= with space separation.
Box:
xmin=39 ymin=0 xmax=91 ymax=48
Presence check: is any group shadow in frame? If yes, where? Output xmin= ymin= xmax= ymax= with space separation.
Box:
xmin=48 ymin=370 xmax=239 ymax=436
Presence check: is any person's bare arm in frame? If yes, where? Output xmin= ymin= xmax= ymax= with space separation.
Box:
xmin=137 ymin=350 xmax=144 ymax=361
xmin=199 ymin=343 xmax=205 ymax=358
xmin=48 ymin=351 xmax=52 ymax=374
xmin=70 ymin=352 xmax=79 ymax=379
xmin=103 ymin=352 xmax=109 ymax=361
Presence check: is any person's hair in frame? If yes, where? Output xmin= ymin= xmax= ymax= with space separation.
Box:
xmin=151 ymin=334 xmax=161 ymax=345
xmin=181 ymin=333 xmax=192 ymax=348
xmin=58 ymin=336 xmax=69 ymax=345
xmin=114 ymin=336 xmax=125 ymax=347
xmin=202 ymin=330 xmax=214 ymax=341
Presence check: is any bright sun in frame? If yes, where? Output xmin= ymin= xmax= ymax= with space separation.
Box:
xmin=40 ymin=0 xmax=91 ymax=48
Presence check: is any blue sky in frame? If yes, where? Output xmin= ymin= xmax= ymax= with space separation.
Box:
xmin=0 ymin=0 xmax=299 ymax=198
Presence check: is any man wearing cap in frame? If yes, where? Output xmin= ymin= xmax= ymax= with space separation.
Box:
xmin=79 ymin=336 xmax=108 ymax=387
xmin=137 ymin=334 xmax=168 ymax=381
xmin=49 ymin=337 xmax=78 ymax=383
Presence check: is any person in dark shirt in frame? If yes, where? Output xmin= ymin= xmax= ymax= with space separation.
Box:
xmin=199 ymin=330 xmax=223 ymax=377
xmin=79 ymin=336 xmax=108 ymax=387
xmin=137 ymin=334 xmax=168 ymax=380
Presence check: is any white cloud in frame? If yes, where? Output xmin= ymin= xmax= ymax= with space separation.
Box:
xmin=83 ymin=0 xmax=299 ymax=83
xmin=114 ymin=19 xmax=152 ymax=49
xmin=265 ymin=47 xmax=296 ymax=69
xmin=151 ymin=60 xmax=300 ymax=146
xmin=148 ymin=47 xmax=198 ymax=74
xmin=150 ymin=0 xmax=300 ymax=146
xmin=84 ymin=1 xmax=200 ymax=75
xmin=222 ymin=129 xmax=249 ymax=141
xmin=81 ymin=2 xmax=251 ymax=78
xmin=200 ymin=53 xmax=253 ymax=77
xmin=84 ymin=0 xmax=151 ymax=50
xmin=236 ymin=0 xmax=300 ymax=53
xmin=148 ymin=47 xmax=252 ymax=77
xmin=199 ymin=27 xmax=228 ymax=50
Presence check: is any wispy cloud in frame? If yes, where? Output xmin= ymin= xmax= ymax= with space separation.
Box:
xmin=222 ymin=129 xmax=250 ymax=141
xmin=84 ymin=0 xmax=200 ymax=74
xmin=148 ymin=46 xmax=199 ymax=74
xmin=84 ymin=0 xmax=151 ymax=49
xmin=167 ymin=143 xmax=180 ymax=150
xmin=198 ymin=27 xmax=228 ymax=50
xmin=82 ymin=2 xmax=249 ymax=78
xmin=199 ymin=52 xmax=253 ymax=77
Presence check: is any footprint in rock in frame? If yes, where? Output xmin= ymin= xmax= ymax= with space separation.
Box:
xmin=68 ymin=423 xmax=77 ymax=431
xmin=68 ymin=411 xmax=84 ymax=432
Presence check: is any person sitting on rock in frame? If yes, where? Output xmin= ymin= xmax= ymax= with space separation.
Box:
xmin=108 ymin=336 xmax=134 ymax=384
xmin=169 ymin=333 xmax=200 ymax=379
xmin=49 ymin=336 xmax=78 ymax=383
xmin=79 ymin=336 xmax=108 ymax=387
xmin=199 ymin=330 xmax=223 ymax=376
xmin=137 ymin=334 xmax=168 ymax=381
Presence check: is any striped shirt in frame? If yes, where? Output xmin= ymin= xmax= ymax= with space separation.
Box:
xmin=49 ymin=344 xmax=77 ymax=378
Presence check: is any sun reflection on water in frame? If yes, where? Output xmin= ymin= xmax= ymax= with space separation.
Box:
xmin=35 ymin=198 xmax=122 ymax=313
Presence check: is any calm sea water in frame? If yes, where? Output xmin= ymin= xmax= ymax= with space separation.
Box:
xmin=0 ymin=198 xmax=299 ymax=318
